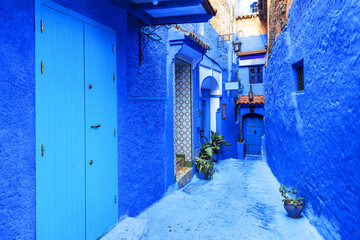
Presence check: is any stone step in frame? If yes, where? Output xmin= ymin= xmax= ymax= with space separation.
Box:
xmin=101 ymin=217 xmax=148 ymax=240
xmin=176 ymin=167 xmax=193 ymax=188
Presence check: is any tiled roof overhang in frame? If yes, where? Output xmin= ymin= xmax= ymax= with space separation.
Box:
xmin=112 ymin=0 xmax=217 ymax=25
xmin=236 ymin=95 xmax=265 ymax=105
xmin=174 ymin=25 xmax=210 ymax=50
xmin=236 ymin=12 xmax=259 ymax=20
xmin=237 ymin=49 xmax=267 ymax=57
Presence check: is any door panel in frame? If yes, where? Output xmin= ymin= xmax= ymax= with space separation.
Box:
xmin=85 ymin=23 xmax=118 ymax=239
xmin=36 ymin=6 xmax=86 ymax=240
xmin=244 ymin=114 xmax=264 ymax=155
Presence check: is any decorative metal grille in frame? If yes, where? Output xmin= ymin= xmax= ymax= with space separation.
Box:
xmin=139 ymin=24 xmax=172 ymax=65
xmin=297 ymin=65 xmax=304 ymax=91
xmin=217 ymin=33 xmax=233 ymax=48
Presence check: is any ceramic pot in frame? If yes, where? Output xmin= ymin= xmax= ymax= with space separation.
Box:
xmin=284 ymin=201 xmax=304 ymax=218
xmin=196 ymin=169 xmax=211 ymax=180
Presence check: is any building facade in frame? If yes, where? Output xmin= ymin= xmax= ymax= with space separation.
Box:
xmin=0 ymin=0 xmax=239 ymax=239
xmin=264 ymin=0 xmax=360 ymax=239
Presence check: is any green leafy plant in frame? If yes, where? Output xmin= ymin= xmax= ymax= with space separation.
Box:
xmin=195 ymin=157 xmax=214 ymax=180
xmin=196 ymin=132 xmax=231 ymax=180
xmin=210 ymin=131 xmax=231 ymax=155
xmin=199 ymin=140 xmax=215 ymax=161
xmin=279 ymin=185 xmax=305 ymax=207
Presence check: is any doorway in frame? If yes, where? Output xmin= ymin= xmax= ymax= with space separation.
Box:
xmin=36 ymin=4 xmax=118 ymax=239
xmin=174 ymin=58 xmax=193 ymax=187
xmin=243 ymin=113 xmax=264 ymax=156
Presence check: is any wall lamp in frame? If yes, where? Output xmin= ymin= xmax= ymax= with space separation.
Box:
xmin=248 ymin=84 xmax=254 ymax=102
xmin=232 ymin=40 xmax=242 ymax=53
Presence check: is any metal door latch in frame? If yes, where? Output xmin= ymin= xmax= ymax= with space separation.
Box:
xmin=41 ymin=144 xmax=44 ymax=157
xmin=91 ymin=124 xmax=101 ymax=128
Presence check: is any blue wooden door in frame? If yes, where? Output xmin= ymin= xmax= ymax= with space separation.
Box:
xmin=243 ymin=114 xmax=264 ymax=155
xmin=36 ymin=6 xmax=86 ymax=240
xmin=85 ymin=23 xmax=118 ymax=239
xmin=37 ymin=5 xmax=118 ymax=240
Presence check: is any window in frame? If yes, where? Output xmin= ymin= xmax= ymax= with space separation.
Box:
xmin=292 ymin=59 xmax=304 ymax=92
xmin=249 ymin=66 xmax=263 ymax=84
xmin=250 ymin=2 xmax=258 ymax=13
xmin=296 ymin=65 xmax=304 ymax=91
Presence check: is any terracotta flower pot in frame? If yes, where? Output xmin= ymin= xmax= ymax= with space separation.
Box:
xmin=284 ymin=201 xmax=304 ymax=218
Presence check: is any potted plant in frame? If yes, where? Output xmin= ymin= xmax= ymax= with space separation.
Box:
xmin=210 ymin=131 xmax=231 ymax=161
xmin=195 ymin=157 xmax=214 ymax=180
xmin=279 ymin=185 xmax=305 ymax=218
xmin=196 ymin=132 xmax=230 ymax=180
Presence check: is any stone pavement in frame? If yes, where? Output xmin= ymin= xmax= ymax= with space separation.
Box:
xmin=104 ymin=157 xmax=323 ymax=240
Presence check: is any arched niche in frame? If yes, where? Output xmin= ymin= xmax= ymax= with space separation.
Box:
xmin=200 ymin=76 xmax=220 ymax=134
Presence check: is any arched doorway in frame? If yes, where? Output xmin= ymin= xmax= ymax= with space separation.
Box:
xmin=243 ymin=113 xmax=264 ymax=156
xmin=200 ymin=76 xmax=219 ymax=143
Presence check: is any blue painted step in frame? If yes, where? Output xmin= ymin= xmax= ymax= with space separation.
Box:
xmin=101 ymin=217 xmax=149 ymax=240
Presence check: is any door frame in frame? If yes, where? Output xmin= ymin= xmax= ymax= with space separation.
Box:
xmin=242 ymin=113 xmax=264 ymax=156
xmin=173 ymin=58 xmax=194 ymax=169
xmin=35 ymin=1 xmax=118 ymax=238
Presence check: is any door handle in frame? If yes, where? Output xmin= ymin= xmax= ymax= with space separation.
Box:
xmin=91 ymin=124 xmax=101 ymax=129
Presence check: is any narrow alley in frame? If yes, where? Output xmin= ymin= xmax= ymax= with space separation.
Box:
xmin=103 ymin=157 xmax=322 ymax=240
xmin=1 ymin=0 xmax=359 ymax=239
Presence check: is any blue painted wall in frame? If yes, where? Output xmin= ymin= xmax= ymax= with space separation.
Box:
xmin=240 ymin=34 xmax=267 ymax=52
xmin=219 ymin=68 xmax=239 ymax=160
xmin=238 ymin=34 xmax=267 ymax=96
xmin=47 ymin=0 xmax=174 ymax=219
xmin=265 ymin=0 xmax=360 ymax=239
xmin=50 ymin=0 xmax=173 ymax=218
xmin=0 ymin=1 xmax=239 ymax=238
xmin=0 ymin=1 xmax=174 ymax=238
xmin=0 ymin=1 xmax=36 ymax=239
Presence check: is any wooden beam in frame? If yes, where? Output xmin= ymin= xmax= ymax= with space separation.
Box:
xmin=152 ymin=13 xmax=213 ymax=25
xmin=133 ymin=0 xmax=203 ymax=11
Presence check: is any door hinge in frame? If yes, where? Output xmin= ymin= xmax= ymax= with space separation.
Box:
xmin=113 ymin=45 xmax=115 ymax=54
xmin=41 ymin=20 xmax=43 ymax=33
xmin=113 ymin=73 xmax=116 ymax=82
xmin=115 ymin=195 xmax=117 ymax=204
xmin=114 ymin=128 xmax=116 ymax=137
xmin=41 ymin=61 xmax=44 ymax=74
xmin=41 ymin=144 xmax=44 ymax=157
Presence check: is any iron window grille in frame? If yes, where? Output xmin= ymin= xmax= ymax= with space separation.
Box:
xmin=249 ymin=66 xmax=263 ymax=84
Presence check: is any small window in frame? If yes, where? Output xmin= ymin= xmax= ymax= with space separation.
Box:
xmin=250 ymin=2 xmax=258 ymax=13
xmin=296 ymin=65 xmax=304 ymax=91
xmin=292 ymin=60 xmax=304 ymax=92
xmin=249 ymin=66 xmax=263 ymax=84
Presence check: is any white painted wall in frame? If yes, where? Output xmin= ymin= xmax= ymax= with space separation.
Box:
xmin=210 ymin=98 xmax=220 ymax=132
xmin=236 ymin=0 xmax=257 ymax=16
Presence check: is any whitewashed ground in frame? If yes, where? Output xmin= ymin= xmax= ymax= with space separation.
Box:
xmin=136 ymin=157 xmax=323 ymax=240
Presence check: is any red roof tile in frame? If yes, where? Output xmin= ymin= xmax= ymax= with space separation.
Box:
xmin=236 ymin=95 xmax=265 ymax=105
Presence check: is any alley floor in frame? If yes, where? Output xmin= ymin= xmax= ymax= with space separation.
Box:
xmin=104 ymin=157 xmax=323 ymax=240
